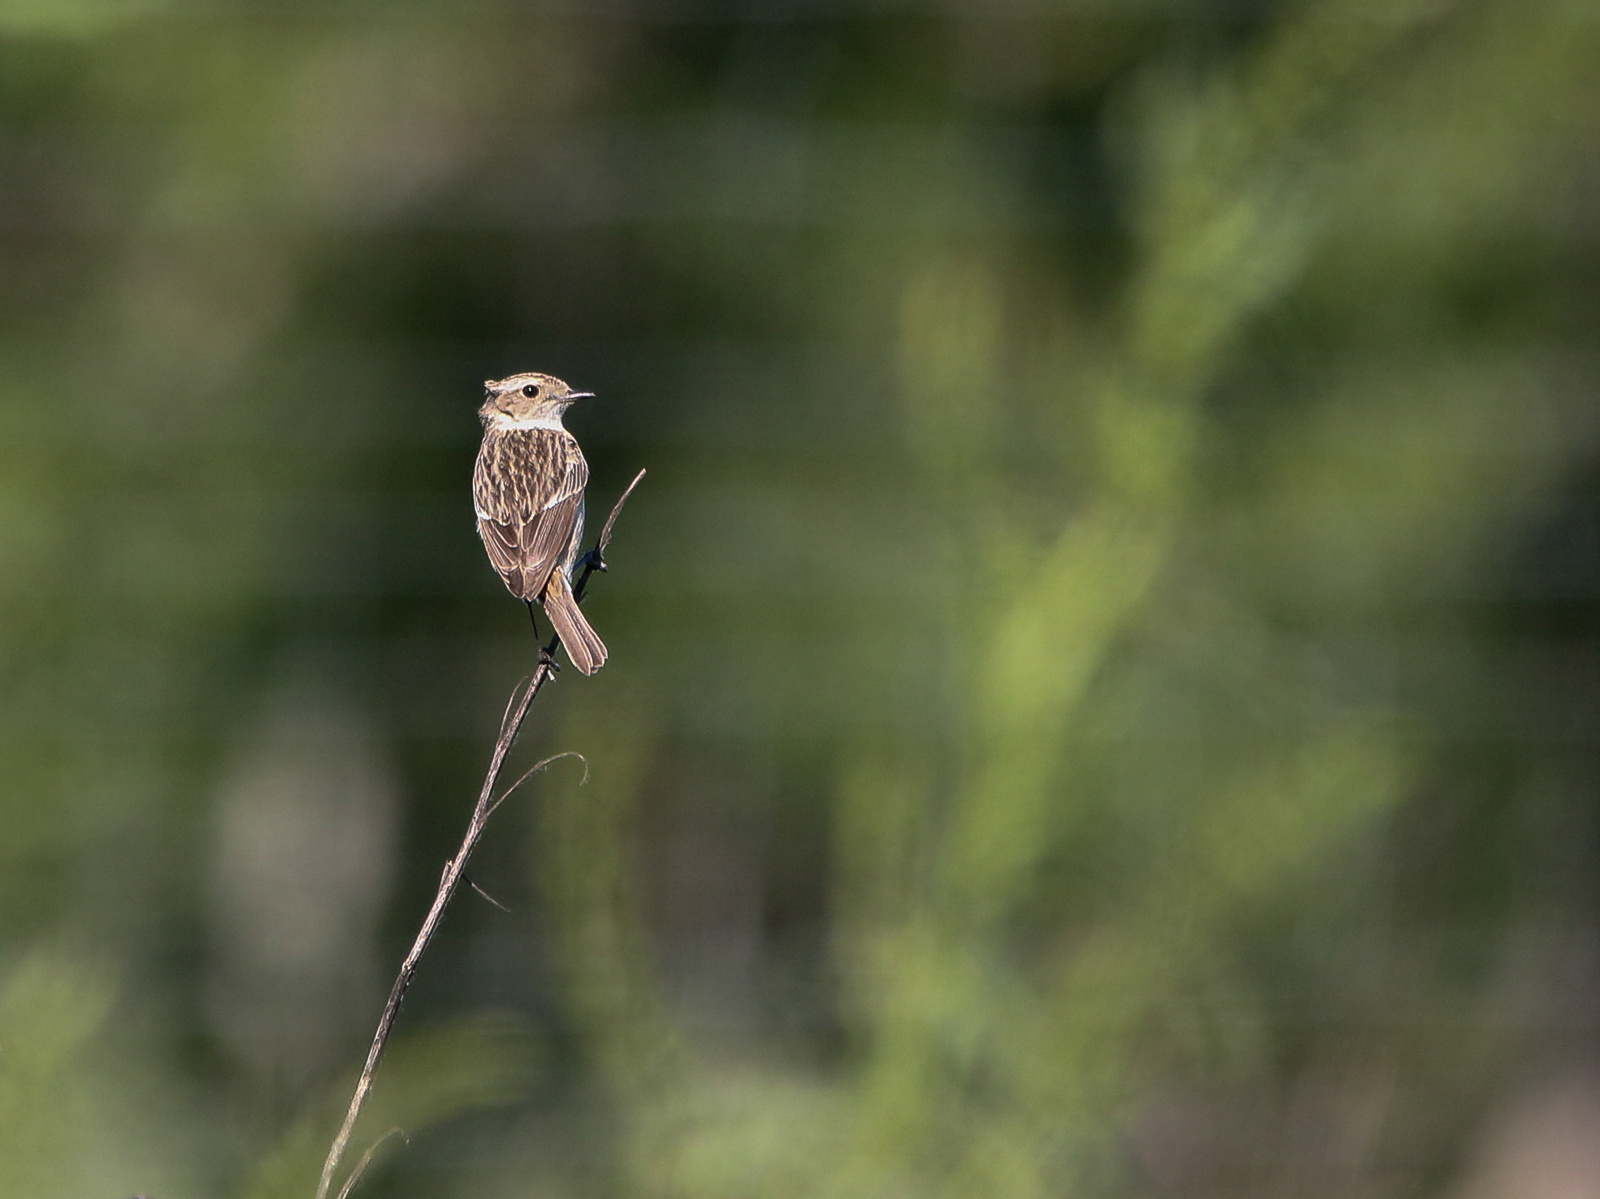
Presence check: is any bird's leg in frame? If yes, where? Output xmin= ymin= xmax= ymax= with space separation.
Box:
xmin=527 ymin=599 xmax=561 ymax=671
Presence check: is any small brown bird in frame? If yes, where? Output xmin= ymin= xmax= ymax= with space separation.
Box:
xmin=473 ymin=372 xmax=607 ymax=674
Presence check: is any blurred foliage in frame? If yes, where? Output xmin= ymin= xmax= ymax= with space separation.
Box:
xmin=1 ymin=0 xmax=1599 ymax=1197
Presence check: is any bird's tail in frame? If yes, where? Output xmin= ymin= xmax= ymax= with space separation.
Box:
xmin=543 ymin=570 xmax=608 ymax=675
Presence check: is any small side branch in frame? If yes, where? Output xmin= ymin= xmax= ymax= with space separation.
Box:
xmin=314 ymin=469 xmax=645 ymax=1199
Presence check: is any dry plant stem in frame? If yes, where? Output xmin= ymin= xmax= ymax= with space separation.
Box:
xmin=314 ymin=468 xmax=646 ymax=1199
xmin=333 ymin=1130 xmax=407 ymax=1199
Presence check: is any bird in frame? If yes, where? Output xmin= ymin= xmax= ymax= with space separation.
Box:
xmin=473 ymin=371 xmax=607 ymax=674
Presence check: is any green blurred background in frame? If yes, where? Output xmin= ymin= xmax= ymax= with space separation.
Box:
xmin=3 ymin=1 xmax=1600 ymax=1196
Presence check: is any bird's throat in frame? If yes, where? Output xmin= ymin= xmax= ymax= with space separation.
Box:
xmin=487 ymin=413 xmax=567 ymax=432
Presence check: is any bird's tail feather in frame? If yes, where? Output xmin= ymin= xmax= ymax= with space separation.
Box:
xmin=544 ymin=571 xmax=607 ymax=675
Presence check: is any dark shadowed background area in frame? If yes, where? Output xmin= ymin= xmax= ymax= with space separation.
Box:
xmin=3 ymin=1 xmax=1600 ymax=1197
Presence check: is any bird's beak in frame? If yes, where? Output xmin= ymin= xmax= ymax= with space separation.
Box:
xmin=565 ymin=391 xmax=595 ymax=402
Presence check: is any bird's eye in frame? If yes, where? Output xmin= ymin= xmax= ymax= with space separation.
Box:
xmin=522 ymin=384 xmax=538 ymax=397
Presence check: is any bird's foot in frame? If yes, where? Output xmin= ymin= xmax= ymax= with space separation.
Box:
xmin=538 ymin=646 xmax=562 ymax=673
xmin=581 ymin=547 xmax=608 ymax=574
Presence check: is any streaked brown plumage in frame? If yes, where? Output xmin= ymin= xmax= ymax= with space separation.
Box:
xmin=473 ymin=372 xmax=607 ymax=674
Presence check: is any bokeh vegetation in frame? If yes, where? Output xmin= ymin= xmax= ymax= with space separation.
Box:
xmin=2 ymin=1 xmax=1599 ymax=1196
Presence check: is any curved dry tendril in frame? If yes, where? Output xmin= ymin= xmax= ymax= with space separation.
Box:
xmin=486 ymin=751 xmax=589 ymax=821
xmin=498 ymin=676 xmax=531 ymax=741
xmin=333 ymin=1129 xmax=408 ymax=1199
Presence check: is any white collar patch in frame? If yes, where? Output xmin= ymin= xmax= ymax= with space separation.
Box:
xmin=488 ymin=413 xmax=566 ymax=432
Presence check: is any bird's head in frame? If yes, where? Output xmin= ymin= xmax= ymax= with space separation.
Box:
xmin=480 ymin=373 xmax=593 ymax=426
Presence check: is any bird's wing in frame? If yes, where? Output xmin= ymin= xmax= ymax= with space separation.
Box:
xmin=474 ymin=430 xmax=589 ymax=601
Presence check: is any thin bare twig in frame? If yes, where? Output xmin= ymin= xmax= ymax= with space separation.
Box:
xmin=333 ymin=1129 xmax=407 ymax=1199
xmin=314 ymin=469 xmax=645 ymax=1199
xmin=498 ymin=675 xmax=531 ymax=741
xmin=467 ymin=878 xmax=513 ymax=914
xmin=596 ymin=468 xmax=647 ymax=556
